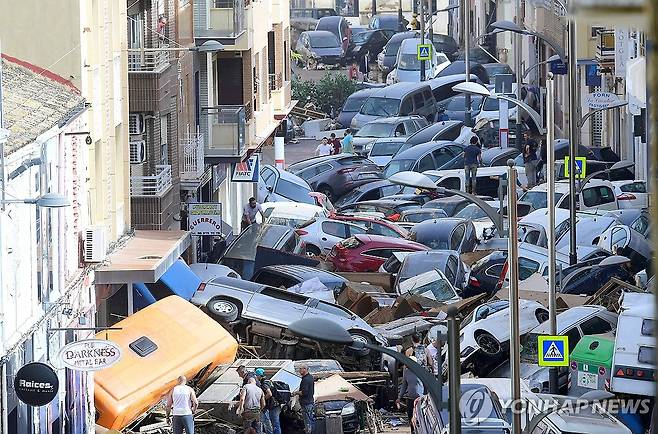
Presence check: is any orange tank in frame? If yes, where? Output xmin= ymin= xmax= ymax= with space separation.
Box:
xmin=94 ymin=296 xmax=238 ymax=430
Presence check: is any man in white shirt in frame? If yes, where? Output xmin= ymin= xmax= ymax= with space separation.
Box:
xmin=240 ymin=376 xmax=266 ymax=434
xmin=166 ymin=376 xmax=198 ymax=434
xmin=242 ymin=197 xmax=264 ymax=231
xmin=315 ymin=137 xmax=333 ymax=156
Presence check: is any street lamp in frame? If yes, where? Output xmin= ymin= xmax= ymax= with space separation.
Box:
xmin=522 ymin=54 xmax=561 ymax=80
xmin=578 ymin=100 xmax=628 ymax=129
xmin=2 ymin=193 xmax=70 ymax=208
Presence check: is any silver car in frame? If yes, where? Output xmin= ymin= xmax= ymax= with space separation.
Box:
xmin=192 ymin=276 xmax=387 ymax=348
xmin=297 ymin=217 xmax=369 ymax=255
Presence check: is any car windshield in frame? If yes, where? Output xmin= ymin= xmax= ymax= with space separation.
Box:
xmin=266 ymin=216 xmax=313 ymax=228
xmin=385 ymin=39 xmax=403 ymax=55
xmin=486 ymin=64 xmax=512 ymax=77
xmin=310 ymin=33 xmax=340 ymax=48
xmin=352 ymin=31 xmax=370 ymax=43
xmin=398 ymin=270 xmax=456 ymax=303
xmin=402 ymin=210 xmax=445 ymax=223
xmin=482 ymin=94 xmax=517 ymax=111
xmin=446 ymin=95 xmax=483 ymax=111
xmin=343 ymin=95 xmax=369 ymax=112
xmin=276 ymin=178 xmax=315 ymax=204
xmin=520 ymin=333 xmax=541 ymax=363
xmin=399 ymin=254 xmax=445 ymax=281
xmin=398 ymin=53 xmax=425 ymax=71
xmin=356 ymin=123 xmax=392 ymax=138
xmin=455 ymin=204 xmax=489 ymax=220
xmin=519 ymin=191 xmax=563 ymax=210
xmin=360 ymin=97 xmax=400 ymax=116
xmin=383 ymin=159 xmax=414 ymax=178
xmin=370 ymin=141 xmax=405 ymax=156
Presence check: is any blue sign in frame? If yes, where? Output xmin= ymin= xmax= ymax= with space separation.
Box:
xmin=417 ymin=44 xmax=432 ymax=61
xmin=549 ymin=59 xmax=567 ymax=75
xmin=585 ymin=64 xmax=601 ymax=87
xmin=231 ymin=154 xmax=260 ymax=182
xmin=538 ymin=335 xmax=569 ymax=367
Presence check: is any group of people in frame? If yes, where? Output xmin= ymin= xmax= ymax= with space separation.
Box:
xmin=314 ymin=129 xmax=354 ymax=156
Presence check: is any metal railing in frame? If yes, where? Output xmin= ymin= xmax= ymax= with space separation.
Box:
xmin=269 ymin=72 xmax=283 ymax=91
xmin=128 ymin=44 xmax=171 ymax=72
xmin=203 ymin=104 xmax=250 ymax=157
xmin=180 ymin=132 xmax=205 ymax=180
xmin=130 ymin=164 xmax=173 ymax=196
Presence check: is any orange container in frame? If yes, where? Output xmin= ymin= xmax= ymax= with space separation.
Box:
xmin=94 ymin=296 xmax=238 ymax=430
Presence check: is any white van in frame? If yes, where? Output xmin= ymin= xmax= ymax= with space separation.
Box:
xmin=423 ymin=166 xmax=528 ymax=199
xmin=519 ymin=179 xmax=619 ymax=212
xmin=610 ymin=292 xmax=656 ymax=397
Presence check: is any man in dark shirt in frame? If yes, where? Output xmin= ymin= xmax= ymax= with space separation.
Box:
xmin=329 ymin=132 xmax=342 ymax=155
xmin=464 ymin=136 xmax=482 ymax=194
xmin=237 ymin=365 xmax=257 ymax=386
xmin=293 ymin=364 xmax=315 ymax=434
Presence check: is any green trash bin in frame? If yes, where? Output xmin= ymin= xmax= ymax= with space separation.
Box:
xmin=568 ymin=334 xmax=615 ymax=396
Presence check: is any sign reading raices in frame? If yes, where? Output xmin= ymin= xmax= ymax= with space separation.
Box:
xmin=188 ymin=202 xmax=223 ymax=236
xmin=14 ymin=362 xmax=59 ymax=406
xmin=58 ymin=339 xmax=122 ymax=372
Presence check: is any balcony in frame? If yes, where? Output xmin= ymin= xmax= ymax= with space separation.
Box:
xmin=130 ymin=164 xmax=173 ymax=197
xmin=203 ymin=103 xmax=253 ymax=161
xmin=128 ymin=44 xmax=171 ymax=73
xmin=196 ymin=0 xmax=247 ymax=40
xmin=180 ymin=132 xmax=205 ymax=181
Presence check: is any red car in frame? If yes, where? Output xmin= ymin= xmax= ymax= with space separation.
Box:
xmin=331 ymin=213 xmax=409 ymax=238
xmin=327 ymin=234 xmax=429 ymax=272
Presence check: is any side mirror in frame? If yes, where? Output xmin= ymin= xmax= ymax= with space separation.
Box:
xmin=479 ymin=308 xmax=490 ymax=319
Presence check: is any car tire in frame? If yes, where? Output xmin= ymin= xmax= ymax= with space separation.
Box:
xmin=208 ymin=298 xmax=240 ymax=322
xmin=474 ymin=331 xmax=501 ymax=355
xmin=348 ymin=332 xmax=372 ymax=357
xmin=317 ymin=185 xmax=334 ymax=202
xmin=306 ymin=244 xmax=321 ymax=256
xmin=535 ymin=309 xmax=549 ymax=323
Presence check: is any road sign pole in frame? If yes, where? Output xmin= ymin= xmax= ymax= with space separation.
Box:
xmin=547 ymin=72 xmax=559 ymax=395
xmin=420 ymin=0 xmax=426 ymax=81
xmin=463 ymin=0 xmax=471 ymax=127
xmin=507 ymin=161 xmax=521 ymax=434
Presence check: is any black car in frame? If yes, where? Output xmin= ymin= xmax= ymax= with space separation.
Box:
xmin=463 ymin=250 xmax=507 ymax=297
xmin=251 ymin=265 xmax=348 ymax=294
xmin=442 ymin=94 xmax=483 ymax=122
xmin=480 ymin=147 xmax=521 ymax=167
xmin=348 ymin=29 xmax=393 ymax=62
xmin=431 ymin=33 xmax=459 ymax=61
xmin=437 ymin=61 xmax=490 ymax=84
xmin=400 ymin=120 xmax=468 ymax=150
xmin=333 ymin=180 xmax=403 ymax=207
xmin=559 ymin=256 xmax=636 ymax=296
xmin=295 ymin=30 xmax=344 ymax=66
xmin=409 ymin=218 xmax=478 ymax=253
xmin=482 ymin=62 xmax=516 ymax=82
xmin=422 ymin=196 xmax=473 ymax=216
xmin=369 ymin=13 xmax=404 ymax=31
xmin=585 ymin=145 xmax=620 ymax=163
xmin=377 ymin=31 xmax=420 ymax=75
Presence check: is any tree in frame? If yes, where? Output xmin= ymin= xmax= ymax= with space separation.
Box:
xmin=292 ymin=72 xmax=358 ymax=116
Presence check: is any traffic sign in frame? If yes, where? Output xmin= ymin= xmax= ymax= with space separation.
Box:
xmin=417 ymin=44 xmax=432 ymax=61
xmin=564 ymin=156 xmax=587 ymax=179
xmin=538 ymin=336 xmax=569 ymax=367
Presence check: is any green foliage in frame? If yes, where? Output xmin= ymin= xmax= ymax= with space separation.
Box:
xmin=292 ymin=72 xmax=358 ymax=115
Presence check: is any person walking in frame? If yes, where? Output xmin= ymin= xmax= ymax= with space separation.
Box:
xmin=395 ymin=356 xmax=424 ymax=433
xmin=464 ymin=136 xmax=482 ymax=194
xmin=341 ymin=129 xmax=354 ymax=154
xmin=240 ymin=377 xmax=266 ymax=434
xmin=293 ymin=364 xmax=315 ymax=434
xmin=315 ymin=137 xmax=333 ymax=156
xmin=523 ymin=133 xmax=538 ymax=188
xmin=254 ymin=369 xmax=273 ymax=434
xmin=242 ymin=197 xmax=264 ymax=231
xmin=424 ymin=337 xmax=441 ymax=376
xmin=166 ymin=376 xmax=198 ymax=434
xmin=329 ymin=132 xmax=342 ymax=155
xmin=257 ymin=368 xmax=283 ymax=434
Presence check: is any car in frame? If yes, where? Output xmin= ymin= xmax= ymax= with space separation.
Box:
xmin=430 ymin=33 xmax=460 ymax=61
xmin=336 ymin=88 xmax=379 ymax=128
xmin=348 ymin=29 xmax=392 ymax=62
xmin=525 ymin=404 xmax=633 ymax=434
xmin=351 ymin=82 xmax=438 ymax=130
xmin=376 ymin=31 xmax=420 ymax=76
xmin=351 ymin=116 xmax=428 ymax=156
xmin=327 ymin=234 xmax=429 ymax=272
xmin=290 ymin=8 xmax=337 ymax=19
xmin=519 ymin=179 xmax=619 ymax=212
xmin=258 ymin=165 xmax=315 ymax=204
xmin=482 ymin=62 xmax=516 ymax=82
xmin=189 ymin=263 xmax=241 ymax=281
xmin=288 ymin=154 xmax=381 ymax=201
xmin=368 ymin=13 xmax=402 ymax=31
xmin=315 ymin=16 xmax=351 ymax=50
xmin=367 ymin=138 xmax=408 ymax=167
xmin=383 ymin=141 xmax=465 ymax=178
xmin=585 ymin=145 xmax=620 ymax=163
xmin=554 ymin=215 xmax=619 ymax=250
xmin=423 ymin=166 xmax=528 ymax=198
xmin=454 ymin=201 xmax=505 ymax=240
xmin=512 ymin=305 xmax=618 ymax=392
xmin=436 ymin=61 xmax=490 ymax=84
xmin=251 ymin=265 xmax=348 ymax=294
xmin=386 ymin=38 xmax=451 ymax=84
xmin=295 ymin=30 xmax=345 ymax=67
xmin=480 ymin=147 xmax=521 ymax=167
xmin=192 ymin=275 xmax=387 ymax=364
xmin=596 ymin=224 xmax=651 ymax=273
xmin=397 ymin=269 xmax=461 ymax=307
xmin=463 ymin=250 xmax=508 ymax=297
xmin=330 ymin=213 xmax=410 ymax=238
xmin=442 ymin=94 xmax=484 ymax=122
xmin=457 ymin=47 xmax=497 ymax=65
xmin=422 ymin=196 xmax=473 ymax=216
xmin=296 ymin=216 xmax=371 ymax=255
xmin=409 ymin=217 xmax=478 ymax=253
xmin=337 ymin=199 xmax=419 ymax=221
xmin=219 ymin=223 xmax=305 ymax=279
xmin=558 ymin=256 xmax=636 ymax=296
xmin=457 ymin=299 xmax=549 ymax=375
xmin=399 ymin=119 xmax=476 ymax=150
xmin=260 ymin=201 xmax=328 ymax=228
xmin=395 ymin=250 xmax=466 ymax=290
xmin=397 ymin=208 xmax=449 ymax=230
xmin=601 ymin=208 xmax=650 ymax=238
xmin=333 ymin=179 xmax=402 ymax=207
xmin=475 ymin=88 xmax=519 ymax=124
xmin=610 ymin=180 xmax=649 ymax=208
xmin=427 ymin=74 xmax=479 ymax=110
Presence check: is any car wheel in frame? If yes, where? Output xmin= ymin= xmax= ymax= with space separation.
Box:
xmin=474 ymin=331 xmax=501 ymax=355
xmin=348 ymin=332 xmax=372 ymax=357
xmin=318 ymin=186 xmax=334 ymax=202
xmin=306 ymin=244 xmax=321 ymax=257
xmin=535 ymin=309 xmax=549 ymax=323
xmin=208 ymin=299 xmax=239 ymax=322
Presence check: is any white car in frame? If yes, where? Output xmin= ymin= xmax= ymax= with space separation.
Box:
xmin=611 ymin=180 xmax=649 ymax=209
xmin=459 ymin=299 xmax=549 ymax=362
xmin=386 ymin=38 xmax=451 ymax=84
xmin=297 ymin=217 xmax=369 ymax=256
xmin=519 ymin=179 xmax=619 ymax=212
xmin=474 ymin=85 xmax=518 ymax=124
xmin=259 ymin=201 xmax=328 ymax=228
xmin=397 ymin=269 xmax=461 ymax=306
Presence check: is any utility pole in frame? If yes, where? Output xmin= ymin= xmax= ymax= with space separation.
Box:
xmin=514 ymin=0 xmax=523 ymax=148
xmin=546 ymin=72 xmax=559 ymax=394
xmin=463 ymin=0 xmax=471 ymax=126
xmin=420 ymin=0 xmax=426 ymax=81
xmin=447 ymin=306 xmax=461 ymax=434
xmin=372 ymin=0 xmax=377 ymax=20
xmin=428 ymin=0 xmax=433 ymax=43
xmin=507 ymin=160 xmax=521 ymax=434
xmin=567 ymin=19 xmax=578 ymax=266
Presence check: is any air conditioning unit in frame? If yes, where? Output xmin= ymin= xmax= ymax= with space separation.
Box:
xmin=129 ymin=140 xmax=147 ymax=164
xmin=129 ymin=113 xmax=145 ymax=135
xmin=83 ymin=226 xmax=106 ymax=263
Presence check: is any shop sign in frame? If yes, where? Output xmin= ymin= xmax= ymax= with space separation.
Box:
xmin=57 ymin=339 xmax=122 ymax=372
xmin=188 ymin=202 xmax=223 ymax=235
xmin=14 ymin=362 xmax=59 ymax=406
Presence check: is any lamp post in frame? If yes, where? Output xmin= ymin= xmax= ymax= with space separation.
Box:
xmin=462 ymin=0 xmax=471 ymax=127
xmin=420 ymin=0 xmax=426 ymax=81
xmin=546 ymin=72 xmax=558 ymax=394
xmin=522 ymin=54 xmax=561 ymax=81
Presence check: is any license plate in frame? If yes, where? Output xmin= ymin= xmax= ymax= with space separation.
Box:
xmin=577 ymin=371 xmax=598 ymax=389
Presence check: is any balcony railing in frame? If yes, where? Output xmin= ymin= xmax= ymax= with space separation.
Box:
xmin=180 ymin=132 xmax=205 ymax=180
xmin=130 ymin=164 xmax=173 ymax=196
xmin=128 ymin=44 xmax=171 ymax=73
xmin=207 ymin=0 xmax=246 ymax=38
xmin=203 ymin=104 xmax=252 ymax=158
xmin=269 ymin=72 xmax=283 ymax=94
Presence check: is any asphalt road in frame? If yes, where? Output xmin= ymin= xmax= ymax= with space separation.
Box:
xmin=261 ymin=137 xmax=319 ymax=167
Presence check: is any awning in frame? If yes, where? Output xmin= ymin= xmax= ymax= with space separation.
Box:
xmin=95 ymin=230 xmax=191 ymax=284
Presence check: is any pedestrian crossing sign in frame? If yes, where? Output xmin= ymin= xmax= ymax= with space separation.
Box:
xmin=564 ymin=156 xmax=587 ymax=179
xmin=417 ymin=44 xmax=432 ymax=61
xmin=538 ymin=335 xmax=569 ymax=367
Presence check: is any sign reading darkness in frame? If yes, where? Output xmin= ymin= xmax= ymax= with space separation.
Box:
xmin=13 ymin=362 xmax=59 ymax=406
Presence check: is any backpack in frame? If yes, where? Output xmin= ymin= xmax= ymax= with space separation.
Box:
xmin=268 ymin=380 xmax=292 ymax=407
xmin=413 ymin=344 xmax=429 ymax=370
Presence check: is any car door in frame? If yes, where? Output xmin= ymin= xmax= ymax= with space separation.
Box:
xmin=246 ymin=287 xmax=309 ymax=326
xmin=403 ymin=119 xmax=418 ymax=136
xmin=581 ymin=185 xmax=618 ymax=210
xmin=319 ymin=220 xmax=366 ymax=252
xmin=258 ymin=166 xmax=277 ymax=202
xmin=449 ymin=223 xmax=466 ymax=252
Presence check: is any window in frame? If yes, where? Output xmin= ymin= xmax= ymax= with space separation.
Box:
xmin=394 ymin=123 xmax=406 ymax=137
xmin=434 ymin=125 xmax=461 ymax=141
xmin=381 ymin=185 xmax=402 ymax=196
xmin=261 ymin=287 xmax=309 ymax=304
xmin=400 ymin=98 xmax=413 ymax=116
xmin=485 ymin=264 xmax=504 ymax=278
xmin=418 ymin=154 xmax=435 ymax=172
xmin=566 ymin=327 xmax=582 ymax=353
xmin=609 ymin=227 xmax=628 ymax=252
xmin=438 ymin=177 xmax=460 ymax=190
xmin=620 ymin=181 xmax=647 ymax=193
xmin=299 ymin=163 xmax=332 ymax=181
xmin=583 ymin=186 xmax=615 ymax=207
xmin=450 ymin=225 xmax=465 ymax=250
xmin=445 ymin=255 xmax=458 ymax=284
xmin=403 ymin=120 xmax=417 ymax=135
xmin=423 ymin=90 xmax=434 ymax=104
xmin=413 ymin=92 xmax=425 ymax=108
xmin=524 ymin=230 xmax=541 ymax=246
xmin=631 ymin=215 xmax=649 ymax=236
xmin=366 ymin=222 xmax=399 ymax=237
xmin=282 ymin=233 xmax=299 ymax=252
xmin=558 ymin=194 xmax=572 ymax=209
xmin=579 ymin=316 xmax=614 ymax=336
xmin=347 ymin=224 xmax=367 ymax=237
xmin=315 ymin=301 xmax=352 ymax=318
xmin=641 ymin=319 xmax=654 ymax=336
xmin=322 ymin=221 xmax=348 ymax=238
xmin=261 ymin=167 xmax=276 ymax=184
xmin=363 ymin=248 xmax=396 ymax=259
xmin=518 ymin=257 xmax=540 ymax=280
xmin=160 ymin=115 xmax=169 ymax=165
xmin=431 ymin=147 xmax=454 ymax=168
xmin=275 ymin=179 xmax=313 ymax=203
xmin=638 ymin=346 xmax=655 ymax=365
xmin=254 ymin=271 xmax=296 ymax=288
